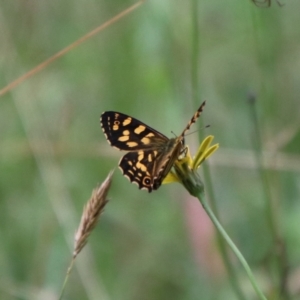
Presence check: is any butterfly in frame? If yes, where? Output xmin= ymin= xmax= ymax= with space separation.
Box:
xmin=100 ymin=101 xmax=206 ymax=192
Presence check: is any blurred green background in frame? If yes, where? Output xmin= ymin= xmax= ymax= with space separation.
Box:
xmin=1 ymin=0 xmax=299 ymax=299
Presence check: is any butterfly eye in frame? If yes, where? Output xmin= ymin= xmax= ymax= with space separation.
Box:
xmin=143 ymin=176 xmax=151 ymax=186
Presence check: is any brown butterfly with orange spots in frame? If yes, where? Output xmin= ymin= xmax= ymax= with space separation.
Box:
xmin=100 ymin=101 xmax=206 ymax=192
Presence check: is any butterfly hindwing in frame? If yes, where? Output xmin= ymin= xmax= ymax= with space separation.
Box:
xmin=119 ymin=150 xmax=156 ymax=192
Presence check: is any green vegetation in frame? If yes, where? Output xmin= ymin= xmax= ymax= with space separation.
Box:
xmin=0 ymin=0 xmax=298 ymax=299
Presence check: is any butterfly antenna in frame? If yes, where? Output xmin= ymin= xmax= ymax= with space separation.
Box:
xmin=180 ymin=101 xmax=206 ymax=137
xmin=170 ymin=131 xmax=178 ymax=138
xmin=185 ymin=125 xmax=210 ymax=137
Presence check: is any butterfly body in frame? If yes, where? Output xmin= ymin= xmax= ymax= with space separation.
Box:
xmin=100 ymin=101 xmax=205 ymax=192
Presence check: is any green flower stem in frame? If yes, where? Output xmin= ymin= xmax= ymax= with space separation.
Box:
xmin=174 ymin=158 xmax=266 ymax=299
xmin=202 ymin=165 xmax=247 ymax=300
xmin=177 ymin=146 xmax=246 ymax=298
xmin=197 ymin=190 xmax=268 ymax=300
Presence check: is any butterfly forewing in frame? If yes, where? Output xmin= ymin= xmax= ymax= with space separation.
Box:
xmin=100 ymin=111 xmax=168 ymax=151
xmin=100 ymin=101 xmax=206 ymax=192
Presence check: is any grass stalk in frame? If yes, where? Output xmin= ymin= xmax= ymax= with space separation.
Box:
xmin=250 ymin=4 xmax=290 ymax=297
xmin=0 ymin=0 xmax=145 ymax=98
xmin=59 ymin=172 xmax=113 ymax=300
xmin=247 ymin=95 xmax=290 ymax=299
xmin=190 ymin=0 xmax=246 ymax=298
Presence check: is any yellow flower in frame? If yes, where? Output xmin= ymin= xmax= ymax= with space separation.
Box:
xmin=163 ymin=135 xmax=219 ymax=196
